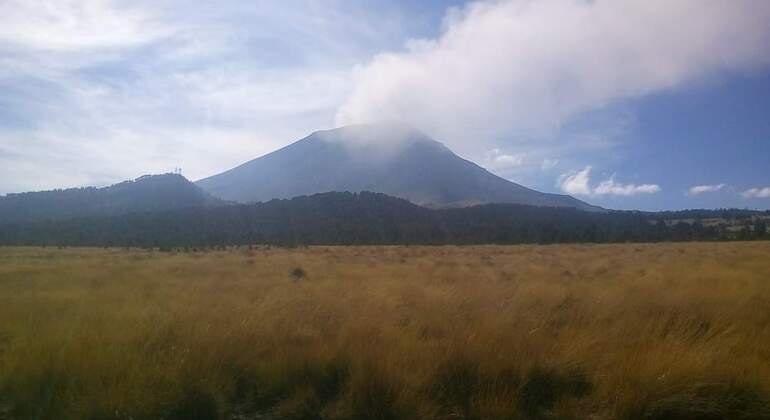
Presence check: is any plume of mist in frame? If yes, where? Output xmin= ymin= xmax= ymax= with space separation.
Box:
xmin=314 ymin=122 xmax=437 ymax=163
xmin=336 ymin=0 xmax=770 ymax=150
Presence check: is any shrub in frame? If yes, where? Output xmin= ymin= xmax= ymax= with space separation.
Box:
xmin=291 ymin=267 xmax=307 ymax=280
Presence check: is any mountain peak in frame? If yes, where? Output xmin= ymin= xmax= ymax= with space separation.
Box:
xmin=196 ymin=126 xmax=600 ymax=211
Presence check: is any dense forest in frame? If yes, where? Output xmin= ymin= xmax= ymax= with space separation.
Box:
xmin=0 ymin=191 xmax=767 ymax=248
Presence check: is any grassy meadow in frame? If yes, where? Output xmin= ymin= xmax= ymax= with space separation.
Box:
xmin=1 ymin=243 xmax=770 ymax=419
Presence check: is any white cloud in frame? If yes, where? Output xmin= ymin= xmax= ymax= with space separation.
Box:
xmin=0 ymin=0 xmax=171 ymax=52
xmin=484 ymin=148 xmax=526 ymax=170
xmin=742 ymin=187 xmax=770 ymax=199
xmin=559 ymin=166 xmax=592 ymax=196
xmin=594 ymin=177 xmax=661 ymax=196
xmin=688 ymin=184 xmax=726 ymax=195
xmin=0 ymin=1 xmax=410 ymax=193
xmin=336 ymin=0 xmax=770 ymax=150
xmin=558 ymin=166 xmax=660 ymax=197
xmin=0 ymin=64 xmax=348 ymax=192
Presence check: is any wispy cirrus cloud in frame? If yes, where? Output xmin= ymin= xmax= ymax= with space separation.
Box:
xmin=558 ymin=166 xmax=660 ymax=197
xmin=0 ymin=0 xmax=171 ymax=52
xmin=0 ymin=0 xmax=417 ymax=194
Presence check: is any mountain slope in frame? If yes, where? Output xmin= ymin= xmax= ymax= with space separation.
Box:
xmin=0 ymin=173 xmax=223 ymax=225
xmin=196 ymin=124 xmax=600 ymax=211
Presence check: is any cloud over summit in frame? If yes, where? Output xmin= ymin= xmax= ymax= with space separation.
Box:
xmin=336 ymin=0 xmax=770 ymax=147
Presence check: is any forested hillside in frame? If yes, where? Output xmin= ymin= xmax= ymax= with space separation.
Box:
xmin=0 ymin=174 xmax=222 ymax=224
xmin=1 ymin=191 xmax=766 ymax=248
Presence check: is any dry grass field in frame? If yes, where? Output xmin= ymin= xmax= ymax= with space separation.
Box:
xmin=1 ymin=243 xmax=769 ymax=419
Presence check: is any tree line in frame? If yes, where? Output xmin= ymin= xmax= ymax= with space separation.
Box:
xmin=0 ymin=191 xmax=767 ymax=248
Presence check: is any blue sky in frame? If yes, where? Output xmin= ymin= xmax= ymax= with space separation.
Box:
xmin=1 ymin=0 xmax=769 ymax=210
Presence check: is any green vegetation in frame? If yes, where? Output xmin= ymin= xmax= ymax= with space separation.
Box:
xmin=1 ymin=243 xmax=769 ymax=419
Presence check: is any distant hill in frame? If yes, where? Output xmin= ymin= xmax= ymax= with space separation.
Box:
xmin=196 ymin=124 xmax=601 ymax=211
xmin=0 ymin=174 xmax=222 ymax=225
xmin=2 ymin=191 xmax=765 ymax=247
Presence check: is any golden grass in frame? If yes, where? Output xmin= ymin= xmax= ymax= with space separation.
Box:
xmin=1 ymin=243 xmax=769 ymax=419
